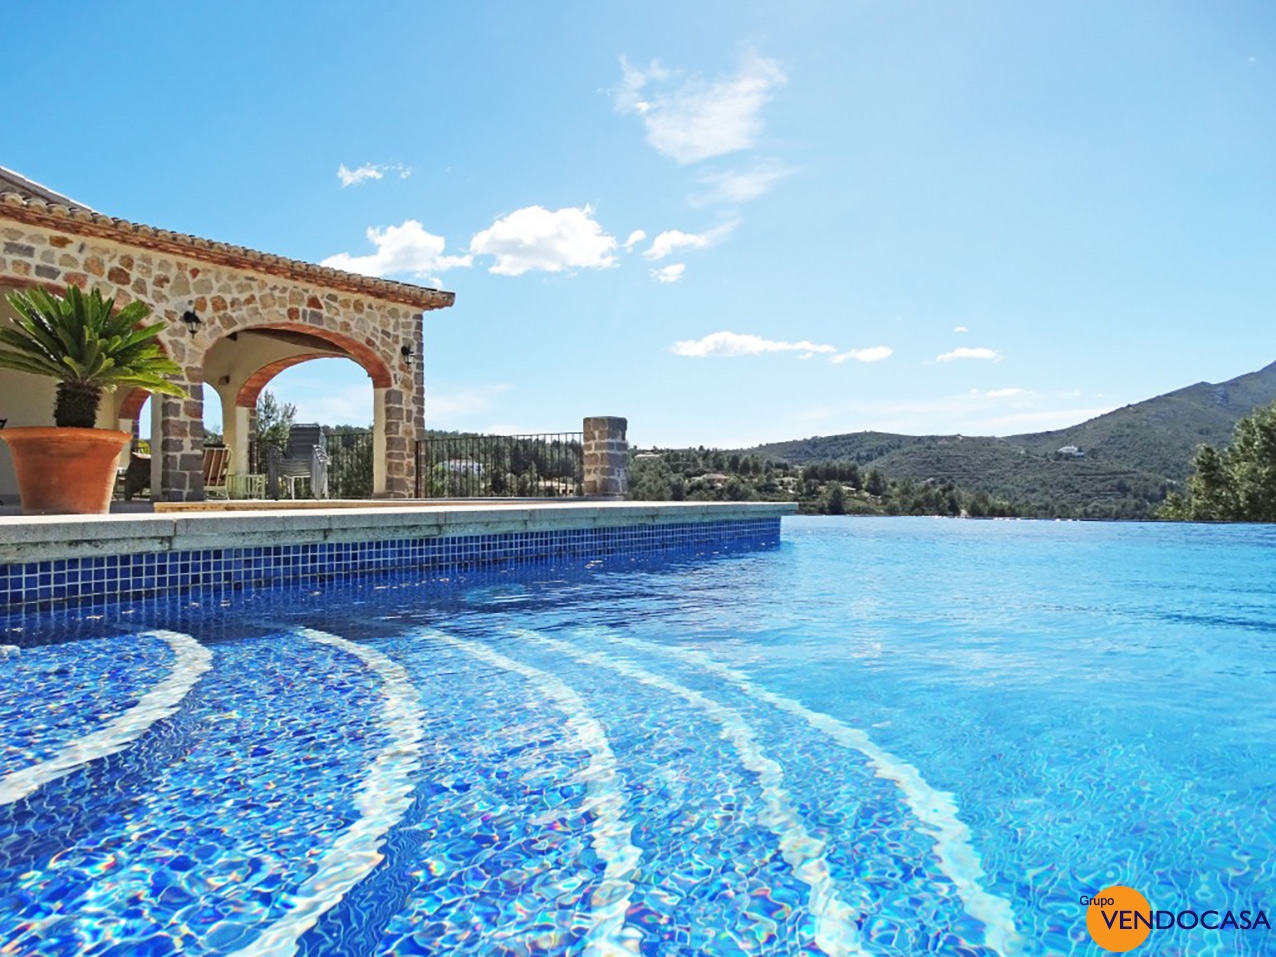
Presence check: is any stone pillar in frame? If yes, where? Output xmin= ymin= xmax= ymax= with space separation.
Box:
xmin=382 ymin=386 xmax=410 ymax=498
xmin=159 ymin=375 xmax=205 ymax=502
xmin=372 ymin=387 xmax=388 ymax=496
xmin=583 ymin=416 xmax=628 ymax=498
xmin=150 ymin=396 xmax=163 ymax=500
xmin=409 ymin=312 xmax=426 ymax=498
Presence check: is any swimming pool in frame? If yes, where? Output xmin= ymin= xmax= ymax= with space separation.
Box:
xmin=1 ymin=517 xmax=1273 ymax=955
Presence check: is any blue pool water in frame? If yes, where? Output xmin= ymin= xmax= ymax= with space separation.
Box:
xmin=1 ymin=516 xmax=1274 ymax=955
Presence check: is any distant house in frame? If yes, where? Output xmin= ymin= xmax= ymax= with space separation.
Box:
xmin=442 ymin=459 xmax=484 ymax=475
xmin=633 ymin=452 xmax=662 ymax=460
xmin=1056 ymin=445 xmax=1085 ymax=458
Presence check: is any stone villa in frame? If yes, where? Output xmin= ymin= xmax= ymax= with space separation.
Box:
xmin=0 ymin=166 xmax=454 ymax=502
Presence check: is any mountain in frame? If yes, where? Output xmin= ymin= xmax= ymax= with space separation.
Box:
xmin=740 ymin=360 xmax=1276 ymax=518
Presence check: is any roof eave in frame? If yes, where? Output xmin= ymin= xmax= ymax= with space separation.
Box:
xmin=0 ymin=191 xmax=454 ymax=312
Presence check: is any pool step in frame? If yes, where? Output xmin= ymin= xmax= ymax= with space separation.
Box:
xmin=0 ymin=622 xmax=1014 ymax=957
xmin=0 ymin=628 xmax=391 ymax=956
xmin=359 ymin=624 xmax=1008 ymax=957
xmin=0 ymin=631 xmax=182 ymax=788
xmin=297 ymin=630 xmax=635 ymax=957
xmin=567 ymin=628 xmax=1020 ymax=957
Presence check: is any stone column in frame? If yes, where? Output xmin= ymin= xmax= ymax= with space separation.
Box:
xmin=149 ymin=396 xmax=163 ymax=501
xmin=409 ymin=312 xmax=426 ymax=498
xmin=583 ymin=416 xmax=628 ymax=498
xmin=382 ymin=386 xmax=410 ymax=498
xmin=372 ymin=387 xmax=388 ymax=497
xmin=159 ymin=375 xmax=205 ymax=501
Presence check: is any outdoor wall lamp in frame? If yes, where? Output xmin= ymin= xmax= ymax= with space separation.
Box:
xmin=400 ymin=343 xmax=414 ymax=365
xmin=180 ymin=310 xmax=203 ymax=338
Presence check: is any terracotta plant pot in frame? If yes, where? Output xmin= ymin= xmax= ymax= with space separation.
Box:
xmin=0 ymin=427 xmax=131 ymax=515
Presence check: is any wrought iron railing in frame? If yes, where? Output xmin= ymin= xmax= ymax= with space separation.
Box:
xmin=415 ymin=432 xmax=584 ymax=498
xmin=324 ymin=429 xmax=374 ymax=498
xmin=238 ymin=429 xmax=584 ymax=499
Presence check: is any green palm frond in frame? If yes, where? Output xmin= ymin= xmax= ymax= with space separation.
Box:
xmin=0 ymin=350 xmax=65 ymax=378
xmin=2 ymin=286 xmax=187 ymax=398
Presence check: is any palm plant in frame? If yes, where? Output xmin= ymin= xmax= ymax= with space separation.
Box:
xmin=0 ymin=285 xmax=186 ymax=428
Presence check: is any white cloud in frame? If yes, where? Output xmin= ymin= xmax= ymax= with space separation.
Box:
xmin=936 ymin=347 xmax=1003 ymax=362
xmin=337 ymin=162 xmax=411 ymax=187
xmin=652 ymin=263 xmax=686 ymax=284
xmin=337 ymin=164 xmax=382 ymax=187
xmin=984 ymin=387 xmax=1025 ymax=397
xmin=672 ymin=331 xmax=836 ymax=358
xmin=469 ymin=205 xmax=617 ymax=276
xmin=614 ymin=57 xmax=671 ymax=114
xmin=691 ymin=160 xmax=794 ymax=205
xmin=615 ymin=51 xmax=787 ymax=164
xmin=622 ymin=229 xmax=647 ymax=250
xmin=953 ymin=325 xmax=968 ymax=333
xmin=322 ymin=220 xmax=472 ymax=278
xmin=643 ymin=222 xmax=736 ymax=261
xmin=831 ymin=346 xmax=893 ymax=364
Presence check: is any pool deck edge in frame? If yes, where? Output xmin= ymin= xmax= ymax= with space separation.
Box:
xmin=0 ymin=501 xmax=796 ymax=564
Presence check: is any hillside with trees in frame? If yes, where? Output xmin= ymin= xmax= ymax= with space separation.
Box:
xmin=628 ymin=447 xmax=1020 ymax=517
xmin=734 ymin=359 xmax=1276 ymax=519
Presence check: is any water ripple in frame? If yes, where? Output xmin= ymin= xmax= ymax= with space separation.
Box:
xmin=237 ymin=627 xmax=425 ymax=956
xmin=519 ymin=628 xmax=867 ymax=957
xmin=427 ymin=629 xmax=644 ymax=956
xmin=0 ymin=629 xmax=211 ymax=806
xmin=599 ymin=632 xmax=1022 ymax=957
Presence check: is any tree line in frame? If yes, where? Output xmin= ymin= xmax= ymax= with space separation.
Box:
xmin=1160 ymin=401 xmax=1276 ymax=522
xmin=632 ymin=402 xmax=1276 ymax=523
xmin=627 ymin=448 xmax=1020 ymax=517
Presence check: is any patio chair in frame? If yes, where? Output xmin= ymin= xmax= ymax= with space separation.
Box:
xmin=203 ymin=446 xmax=232 ymax=498
xmin=120 ymin=452 xmax=151 ymax=501
xmin=276 ymin=424 xmax=329 ymax=499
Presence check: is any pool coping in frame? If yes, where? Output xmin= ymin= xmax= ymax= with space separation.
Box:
xmin=0 ymin=501 xmax=796 ymax=566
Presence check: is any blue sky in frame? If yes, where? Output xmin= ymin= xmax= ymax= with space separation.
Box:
xmin=3 ymin=1 xmax=1274 ymax=447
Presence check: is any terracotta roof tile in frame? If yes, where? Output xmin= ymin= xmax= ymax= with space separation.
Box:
xmin=0 ymin=188 xmax=455 ymax=312
xmin=0 ymin=165 xmax=95 ymax=211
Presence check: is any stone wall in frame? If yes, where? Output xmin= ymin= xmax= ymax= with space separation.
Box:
xmin=0 ymin=213 xmax=437 ymax=501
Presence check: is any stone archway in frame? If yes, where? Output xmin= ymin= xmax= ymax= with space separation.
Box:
xmin=246 ymin=322 xmax=394 ymax=388
xmin=235 ymin=355 xmax=333 ymax=409
xmin=200 ymin=322 xmax=399 ymax=498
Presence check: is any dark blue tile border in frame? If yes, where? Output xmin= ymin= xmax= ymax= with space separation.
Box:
xmin=0 ymin=519 xmax=780 ymax=610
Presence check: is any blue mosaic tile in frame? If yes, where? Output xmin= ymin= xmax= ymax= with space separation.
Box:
xmin=0 ymin=518 xmax=780 ymax=609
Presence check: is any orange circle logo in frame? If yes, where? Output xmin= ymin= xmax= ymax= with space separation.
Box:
xmin=1086 ymin=885 xmax=1153 ymax=952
